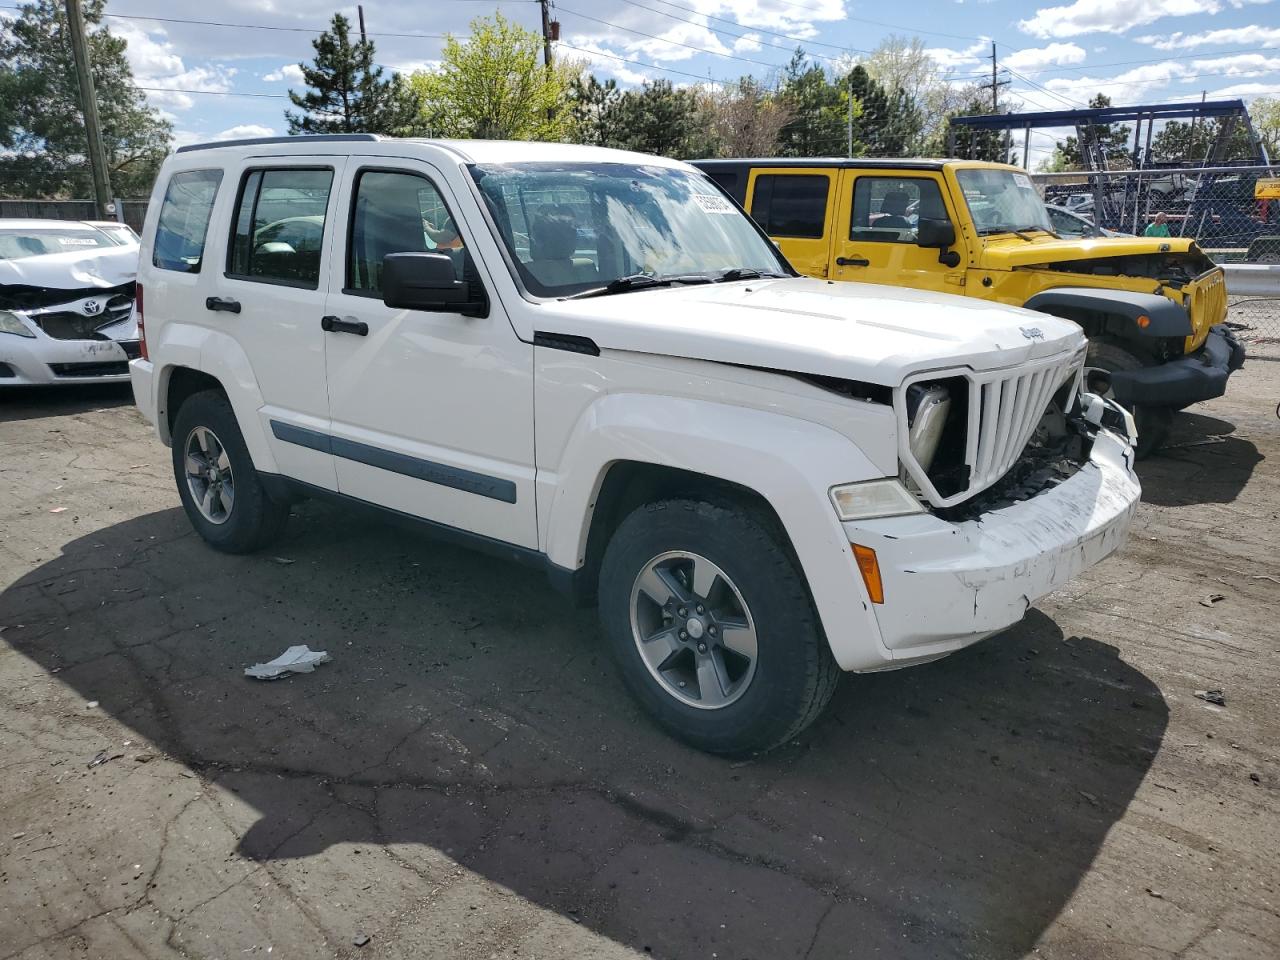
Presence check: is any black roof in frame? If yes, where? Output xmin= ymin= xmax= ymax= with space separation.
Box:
xmin=691 ymin=157 xmax=951 ymax=171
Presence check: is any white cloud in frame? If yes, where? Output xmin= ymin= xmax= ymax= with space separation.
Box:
xmin=214 ymin=124 xmax=275 ymax=140
xmin=1138 ymin=26 xmax=1280 ymax=49
xmin=562 ymin=38 xmax=651 ymax=86
xmin=925 ymin=40 xmax=990 ymax=73
xmin=733 ymin=33 xmax=763 ymax=53
xmin=1039 ymin=53 xmax=1280 ymax=101
xmin=109 ymin=20 xmax=235 ymax=111
xmin=1003 ymin=42 xmax=1087 ymax=73
xmin=625 ymin=23 xmax=731 ymax=63
xmin=263 ymin=64 xmax=305 ymax=83
xmin=1018 ymin=0 xmax=1225 ymax=40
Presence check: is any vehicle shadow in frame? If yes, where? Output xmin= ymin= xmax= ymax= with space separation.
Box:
xmin=1 ymin=503 xmax=1167 ymax=959
xmin=1138 ymin=411 xmax=1263 ymax=506
xmin=0 ymin=382 xmax=134 ymax=423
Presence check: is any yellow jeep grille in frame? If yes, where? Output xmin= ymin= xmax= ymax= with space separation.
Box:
xmin=1185 ymin=268 xmax=1228 ymax=349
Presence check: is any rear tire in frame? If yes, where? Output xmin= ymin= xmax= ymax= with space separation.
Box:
xmin=598 ymin=498 xmax=840 ymax=756
xmin=1085 ymin=340 xmax=1172 ymax=459
xmin=171 ymin=389 xmax=290 ymax=553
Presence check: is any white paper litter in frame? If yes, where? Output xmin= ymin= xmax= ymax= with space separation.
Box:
xmin=245 ymin=645 xmax=332 ymax=680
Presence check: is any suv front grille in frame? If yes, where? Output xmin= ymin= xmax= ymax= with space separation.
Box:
xmin=48 ymin=361 xmax=130 ymax=378
xmin=899 ymin=349 xmax=1085 ymax=509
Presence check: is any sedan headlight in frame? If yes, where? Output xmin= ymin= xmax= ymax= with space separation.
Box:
xmin=0 ymin=310 xmax=35 ymax=338
xmin=830 ymin=479 xmax=925 ymax=521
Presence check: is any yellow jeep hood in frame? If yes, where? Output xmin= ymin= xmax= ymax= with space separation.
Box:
xmin=978 ymin=234 xmax=1200 ymax=270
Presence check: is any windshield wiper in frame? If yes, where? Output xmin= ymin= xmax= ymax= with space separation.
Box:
xmin=563 ymin=273 xmax=711 ymax=300
xmin=716 ymin=267 xmax=787 ymax=282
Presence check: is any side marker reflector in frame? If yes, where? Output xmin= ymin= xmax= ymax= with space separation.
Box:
xmin=851 ymin=544 xmax=884 ymax=605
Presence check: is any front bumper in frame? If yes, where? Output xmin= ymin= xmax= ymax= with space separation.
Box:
xmin=842 ymin=428 xmax=1140 ymax=668
xmin=0 ymin=309 xmax=139 ymax=386
xmin=1109 ymin=324 xmax=1245 ymax=408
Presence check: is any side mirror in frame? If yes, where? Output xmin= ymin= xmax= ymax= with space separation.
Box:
xmin=916 ymin=218 xmax=962 ymax=269
xmin=916 ymin=218 xmax=956 ymax=249
xmin=381 ymin=252 xmax=487 ymax=317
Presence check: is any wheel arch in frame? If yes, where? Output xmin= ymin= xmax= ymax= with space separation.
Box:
xmin=1024 ymin=286 xmax=1191 ymax=340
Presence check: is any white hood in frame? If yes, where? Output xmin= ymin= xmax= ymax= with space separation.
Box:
xmin=537 ymin=277 xmax=1085 ymax=385
xmin=0 ymin=244 xmax=139 ymax=290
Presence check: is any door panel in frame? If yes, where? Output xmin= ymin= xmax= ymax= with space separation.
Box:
xmin=831 ymin=172 xmax=963 ymax=294
xmin=745 ymin=169 xmax=836 ymax=278
xmin=210 ymin=158 xmax=346 ymax=490
xmin=322 ymin=162 xmax=538 ymax=550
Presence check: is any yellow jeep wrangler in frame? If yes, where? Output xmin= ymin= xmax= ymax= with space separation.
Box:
xmin=694 ymin=158 xmax=1244 ymax=456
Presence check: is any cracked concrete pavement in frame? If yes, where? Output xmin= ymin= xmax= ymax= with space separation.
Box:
xmin=0 ymin=364 xmax=1277 ymax=959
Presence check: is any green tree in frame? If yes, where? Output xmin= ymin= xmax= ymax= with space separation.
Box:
xmin=566 ymin=73 xmax=620 ymax=147
xmin=946 ymin=91 xmax=1015 ymax=163
xmin=777 ymin=49 xmax=848 ymax=157
xmin=1149 ymin=118 xmax=1255 ymax=163
xmin=1047 ymin=94 xmax=1133 ymax=170
xmin=1252 ymin=96 xmax=1280 ymax=159
xmin=0 ymin=0 xmax=171 ymax=199
xmin=603 ymin=79 xmax=715 ymax=158
xmin=286 ymin=13 xmax=416 ymax=135
xmin=409 ymin=14 xmax=573 ymax=141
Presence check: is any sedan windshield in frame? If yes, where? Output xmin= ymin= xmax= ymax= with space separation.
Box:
xmin=469 ymin=162 xmax=790 ymax=298
xmin=956 ymin=168 xmax=1054 ymax=236
xmin=0 ymin=226 xmax=115 ymax=260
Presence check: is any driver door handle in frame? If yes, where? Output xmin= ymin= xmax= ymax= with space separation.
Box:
xmin=836 ymin=256 xmax=870 ymax=267
xmin=205 ymin=296 xmax=241 ymax=313
xmin=321 ymin=315 xmax=369 ymax=336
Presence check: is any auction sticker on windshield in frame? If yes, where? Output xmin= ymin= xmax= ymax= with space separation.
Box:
xmin=693 ymin=194 xmax=736 ymax=214
xmin=1012 ymin=173 xmax=1033 ymax=189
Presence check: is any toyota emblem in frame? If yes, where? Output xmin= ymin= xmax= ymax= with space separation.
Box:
xmin=82 ymin=299 xmax=102 ymax=316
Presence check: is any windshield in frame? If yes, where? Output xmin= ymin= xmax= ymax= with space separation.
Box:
xmin=956 ymin=168 xmax=1054 ymax=236
xmin=469 ymin=162 xmax=789 ymax=297
xmin=0 ymin=226 xmax=115 ymax=260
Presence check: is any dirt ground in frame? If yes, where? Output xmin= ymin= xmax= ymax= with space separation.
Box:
xmin=1 ymin=360 xmax=1277 ymax=960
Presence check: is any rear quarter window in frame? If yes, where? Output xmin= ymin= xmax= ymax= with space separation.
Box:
xmin=750 ymin=174 xmax=829 ymax=239
xmin=152 ymin=169 xmax=223 ymax=273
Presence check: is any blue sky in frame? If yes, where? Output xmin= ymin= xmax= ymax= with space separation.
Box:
xmin=4 ymin=0 xmax=1278 ymax=165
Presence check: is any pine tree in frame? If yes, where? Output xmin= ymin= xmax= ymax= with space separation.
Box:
xmin=0 ymin=0 xmax=172 ymax=198
xmin=285 ymin=14 xmax=416 ymax=135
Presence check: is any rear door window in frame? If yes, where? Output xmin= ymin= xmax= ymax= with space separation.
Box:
xmin=227 ymin=168 xmax=334 ymax=288
xmin=152 ymin=169 xmax=223 ymax=272
xmin=750 ymin=174 xmax=829 ymax=238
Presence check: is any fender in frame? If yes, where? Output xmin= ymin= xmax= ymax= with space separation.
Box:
xmin=1024 ymin=287 xmax=1192 ymax=338
xmin=540 ymin=393 xmax=895 ymax=671
xmin=153 ymin=323 xmax=278 ymax=474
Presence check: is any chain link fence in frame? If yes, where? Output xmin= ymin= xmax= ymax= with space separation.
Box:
xmin=1030 ymin=168 xmax=1280 ymax=358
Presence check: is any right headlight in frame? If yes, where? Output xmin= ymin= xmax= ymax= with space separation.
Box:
xmin=0 ymin=310 xmax=35 ymax=338
xmin=829 ymin=479 xmax=925 ymax=521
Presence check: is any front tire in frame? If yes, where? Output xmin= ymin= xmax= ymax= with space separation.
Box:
xmin=598 ymin=498 xmax=839 ymax=756
xmin=1085 ymin=340 xmax=1172 ymax=459
xmin=171 ymin=389 xmax=289 ymax=553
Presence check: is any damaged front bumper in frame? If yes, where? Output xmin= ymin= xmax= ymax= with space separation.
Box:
xmin=0 ymin=293 xmax=139 ymax=386
xmin=841 ymin=418 xmax=1140 ymax=668
xmin=1109 ymin=324 xmax=1245 ymax=409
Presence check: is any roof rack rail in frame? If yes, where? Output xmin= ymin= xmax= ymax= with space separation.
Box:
xmin=175 ymin=133 xmax=382 ymax=154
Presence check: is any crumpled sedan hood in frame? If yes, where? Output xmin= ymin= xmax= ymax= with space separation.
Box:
xmin=0 ymin=244 xmax=139 ymax=291
xmin=536 ymin=277 xmax=1084 ymax=385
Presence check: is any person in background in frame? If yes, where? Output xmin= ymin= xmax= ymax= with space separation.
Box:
xmin=1144 ymin=211 xmax=1172 ymax=237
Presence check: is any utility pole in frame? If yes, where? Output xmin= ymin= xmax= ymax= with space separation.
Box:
xmin=64 ymin=0 xmax=113 ymax=219
xmin=991 ymin=41 xmax=998 ymax=112
xmin=847 ymin=83 xmax=854 ymax=158
xmin=539 ymin=0 xmax=553 ymax=68
xmin=357 ymin=4 xmax=367 ymax=44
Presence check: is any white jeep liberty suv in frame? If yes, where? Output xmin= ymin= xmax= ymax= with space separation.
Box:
xmin=131 ymin=136 xmax=1141 ymax=755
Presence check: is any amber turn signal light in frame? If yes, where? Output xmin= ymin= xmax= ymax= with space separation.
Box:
xmin=851 ymin=543 xmax=884 ymax=604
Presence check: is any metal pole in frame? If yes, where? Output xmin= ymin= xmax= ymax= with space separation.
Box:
xmin=357 ymin=4 xmax=366 ymax=44
xmin=847 ymin=83 xmax=854 ymax=158
xmin=1022 ymin=124 xmax=1030 ymax=169
xmin=63 ymin=0 xmax=112 ymax=219
xmin=991 ymin=42 xmax=998 ymax=112
xmin=539 ymin=0 xmax=553 ymax=68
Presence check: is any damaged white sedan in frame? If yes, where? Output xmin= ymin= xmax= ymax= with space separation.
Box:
xmin=0 ymin=220 xmax=140 ymax=386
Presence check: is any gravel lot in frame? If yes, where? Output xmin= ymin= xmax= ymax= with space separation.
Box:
xmin=1 ymin=360 xmax=1277 ymax=960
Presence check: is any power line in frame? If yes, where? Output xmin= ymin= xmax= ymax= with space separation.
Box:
xmin=615 ymin=0 xmax=873 ymax=57
xmin=558 ymin=40 xmax=727 ymax=83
